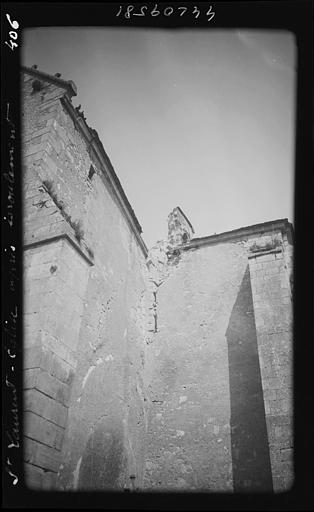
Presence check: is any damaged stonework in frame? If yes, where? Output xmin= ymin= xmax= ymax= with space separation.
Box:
xmin=22 ymin=65 xmax=294 ymax=494
xmin=146 ymin=207 xmax=194 ymax=343
xmin=167 ymin=207 xmax=194 ymax=246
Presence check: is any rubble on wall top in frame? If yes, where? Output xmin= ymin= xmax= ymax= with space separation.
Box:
xmin=168 ymin=207 xmax=195 ymax=247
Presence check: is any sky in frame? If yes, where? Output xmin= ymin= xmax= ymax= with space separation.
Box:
xmin=22 ymin=28 xmax=296 ymax=249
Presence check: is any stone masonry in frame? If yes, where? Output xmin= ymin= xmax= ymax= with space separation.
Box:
xmin=22 ymin=66 xmax=148 ymax=490
xmin=22 ymin=66 xmax=293 ymax=493
xmin=144 ymin=215 xmax=293 ymax=492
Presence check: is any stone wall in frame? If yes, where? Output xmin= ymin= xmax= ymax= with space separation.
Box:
xmin=143 ymin=223 xmax=293 ymax=492
xmin=22 ymin=69 xmax=148 ymax=490
xmin=22 ymin=67 xmax=293 ymax=494
xmin=248 ymin=230 xmax=293 ymax=491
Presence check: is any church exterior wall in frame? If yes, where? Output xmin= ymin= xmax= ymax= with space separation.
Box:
xmin=144 ymin=223 xmax=293 ymax=492
xmin=21 ymin=66 xmax=293 ymax=493
xmin=22 ymin=69 xmax=148 ymax=490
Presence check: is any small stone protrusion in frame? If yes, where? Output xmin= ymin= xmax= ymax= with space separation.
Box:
xmin=54 ymin=72 xmax=62 ymax=77
xmin=31 ymin=79 xmax=43 ymax=92
xmin=31 ymin=64 xmax=38 ymax=69
xmin=168 ymin=207 xmax=194 ymax=247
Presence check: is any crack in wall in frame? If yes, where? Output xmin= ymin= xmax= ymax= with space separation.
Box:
xmin=145 ymin=239 xmax=186 ymax=344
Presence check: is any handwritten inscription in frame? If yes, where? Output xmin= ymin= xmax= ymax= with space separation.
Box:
xmin=4 ymin=304 xmax=20 ymax=486
xmin=4 ymin=14 xmax=19 ymax=51
xmin=116 ymin=4 xmax=215 ymax=21
xmin=4 ymin=104 xmax=16 ymax=229
xmin=4 ymin=98 xmax=20 ymax=487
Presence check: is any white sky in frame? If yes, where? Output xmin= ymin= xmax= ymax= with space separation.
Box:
xmin=22 ymin=28 xmax=296 ymax=248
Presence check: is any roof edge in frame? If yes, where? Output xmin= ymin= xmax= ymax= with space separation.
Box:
xmin=60 ymin=95 xmax=148 ymax=257
xmin=183 ymin=218 xmax=293 ymax=250
xmin=21 ymin=65 xmax=77 ymax=97
xmin=21 ymin=65 xmax=147 ymax=257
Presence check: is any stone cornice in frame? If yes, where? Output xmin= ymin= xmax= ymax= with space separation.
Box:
xmin=24 ymin=233 xmax=94 ymax=267
xmin=59 ymin=95 xmax=148 ymax=257
xmin=180 ymin=219 xmax=293 ymax=251
xmin=21 ymin=65 xmax=77 ymax=98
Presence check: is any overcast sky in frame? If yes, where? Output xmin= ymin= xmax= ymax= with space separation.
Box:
xmin=22 ymin=28 xmax=296 ymax=248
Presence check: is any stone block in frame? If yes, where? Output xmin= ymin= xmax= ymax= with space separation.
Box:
xmin=28 ymin=126 xmax=53 ymax=139
xmin=24 ymin=368 xmax=40 ymax=389
xmin=42 ymin=334 xmax=77 ymax=368
xmin=262 ymin=377 xmax=282 ymax=390
xmin=24 ymin=143 xmax=47 ymax=157
xmin=42 ymin=471 xmax=58 ymax=490
xmin=272 ymin=460 xmax=293 ymax=478
xmin=24 ymin=436 xmax=61 ymax=472
xmin=24 ymin=345 xmax=43 ymax=369
xmin=24 ymin=411 xmax=65 ymax=450
xmin=24 ymin=462 xmax=43 ymax=489
xmin=280 ymin=448 xmax=293 ymax=462
xmin=263 ymin=389 xmax=276 ymax=401
xmin=35 ymin=370 xmax=70 ymax=406
xmin=272 ymin=476 xmax=286 ymax=492
xmin=50 ymin=354 xmax=75 ymax=385
xmin=40 ymin=111 xmax=58 ymax=123
xmin=24 ymin=388 xmax=68 ymax=428
xmin=269 ymin=400 xmax=287 ymax=415
xmin=275 ymin=388 xmax=292 ymax=401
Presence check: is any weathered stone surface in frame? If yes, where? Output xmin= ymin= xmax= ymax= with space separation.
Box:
xmin=21 ymin=67 xmax=293 ymax=494
xmin=144 ymin=243 xmax=248 ymax=491
xmin=248 ymin=230 xmax=293 ymax=492
xmin=24 ymin=411 xmax=64 ymax=450
xmin=22 ymin=67 xmax=148 ymax=491
xmin=24 ymin=437 xmax=61 ymax=473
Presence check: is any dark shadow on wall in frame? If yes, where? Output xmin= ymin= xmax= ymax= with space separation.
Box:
xmin=226 ymin=265 xmax=273 ymax=492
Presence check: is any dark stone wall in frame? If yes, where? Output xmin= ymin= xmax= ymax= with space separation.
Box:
xmin=226 ymin=265 xmax=273 ymax=492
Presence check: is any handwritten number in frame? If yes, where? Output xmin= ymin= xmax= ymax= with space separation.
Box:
xmin=133 ymin=5 xmax=148 ymax=16
xmin=206 ymin=6 xmax=215 ymax=21
xmin=5 ymin=40 xmax=17 ymax=51
xmin=192 ymin=6 xmax=200 ymax=18
xmin=178 ymin=7 xmax=187 ymax=16
xmin=5 ymin=466 xmax=18 ymax=485
xmin=6 ymin=14 xmax=19 ymax=30
xmin=151 ymin=4 xmax=160 ymax=16
xmin=125 ymin=5 xmax=134 ymax=18
xmin=164 ymin=6 xmax=173 ymax=16
xmin=114 ymin=4 xmax=215 ymax=21
xmin=5 ymin=14 xmax=19 ymax=50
